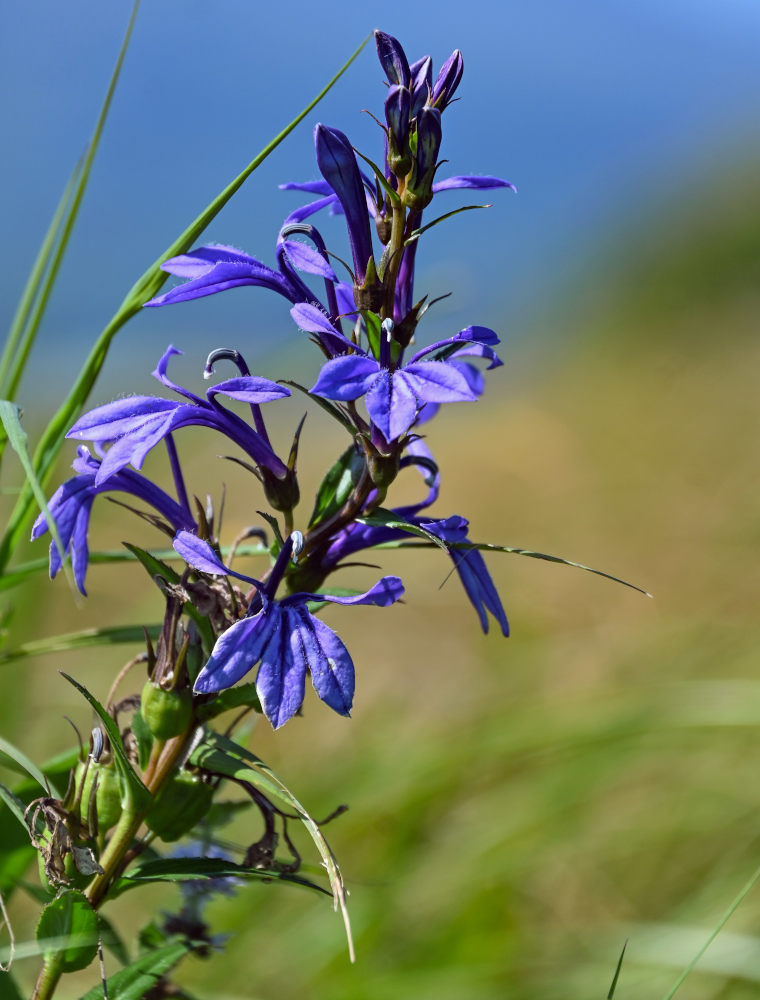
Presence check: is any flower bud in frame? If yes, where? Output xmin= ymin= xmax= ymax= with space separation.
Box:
xmin=374 ymin=30 xmax=410 ymax=87
xmin=409 ymin=56 xmax=433 ymax=118
xmin=385 ymin=85 xmax=412 ymax=177
xmin=314 ymin=124 xmax=374 ymax=286
xmin=260 ymin=465 xmax=300 ymax=513
xmin=431 ymin=50 xmax=463 ymax=110
xmin=145 ymin=770 xmax=214 ymax=842
xmin=141 ymin=680 xmax=193 ymax=740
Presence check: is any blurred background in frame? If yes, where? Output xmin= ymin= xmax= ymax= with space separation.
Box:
xmin=2 ymin=1 xmax=760 ymax=997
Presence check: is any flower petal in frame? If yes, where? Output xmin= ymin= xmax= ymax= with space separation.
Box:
xmin=433 ymin=175 xmax=517 ymax=193
xmin=285 ymin=575 xmax=405 ymax=608
xmin=280 ymin=239 xmax=337 ymax=280
xmin=365 ymin=370 xmax=418 ymax=441
xmin=310 ymin=355 xmax=379 ymax=401
xmin=194 ymin=608 xmax=279 ymax=694
xmin=289 ymin=607 xmax=354 ymax=716
xmin=256 ymin=609 xmax=306 ymax=729
xmin=401 ymin=361 xmax=478 ymax=404
xmin=144 ymin=260 xmax=297 ymax=308
xmin=160 ymin=245 xmax=261 ymax=279
xmin=173 ymin=531 xmax=231 ymax=576
xmin=207 ymin=377 xmax=291 ymax=406
xmin=66 ymin=397 xmax=180 ymax=442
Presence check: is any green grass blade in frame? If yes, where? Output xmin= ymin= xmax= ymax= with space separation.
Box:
xmin=0 ymin=1 xmax=140 ymax=412
xmin=661 ymin=862 xmax=760 ymax=1000
xmin=0 ymin=402 xmax=73 ymax=593
xmin=607 ymin=940 xmax=627 ymax=998
xmin=0 ymin=543 xmax=268 ymax=593
xmin=0 ymin=737 xmax=60 ymax=798
xmin=0 ymin=33 xmax=370 ymax=575
xmin=0 ymin=625 xmax=160 ymax=666
xmin=0 ymin=160 xmax=81 ymax=396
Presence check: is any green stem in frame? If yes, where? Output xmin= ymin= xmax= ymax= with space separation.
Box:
xmin=31 ymin=950 xmax=64 ymax=1000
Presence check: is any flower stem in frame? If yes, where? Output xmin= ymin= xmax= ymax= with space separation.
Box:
xmin=31 ymin=950 xmax=64 ymax=1000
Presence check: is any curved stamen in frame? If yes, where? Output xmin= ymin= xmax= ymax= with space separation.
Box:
xmin=263 ymin=532 xmax=302 ymax=599
xmin=280 ymin=222 xmax=342 ymax=332
xmin=204 ymin=347 xmax=270 ymax=446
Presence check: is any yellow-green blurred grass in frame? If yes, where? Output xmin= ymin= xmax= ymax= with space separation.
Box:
xmin=3 ymin=162 xmax=760 ymax=999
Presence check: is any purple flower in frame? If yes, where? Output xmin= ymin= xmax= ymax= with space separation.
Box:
xmin=31 ymin=446 xmax=197 ymax=595
xmin=431 ymin=49 xmax=464 ymax=110
xmin=320 ymin=450 xmax=508 ymax=636
xmin=308 ymin=324 xmax=502 ymax=443
xmin=313 ymin=124 xmax=375 ymax=288
xmin=67 ymin=346 xmax=290 ymax=485
xmin=173 ymin=531 xmax=404 ymax=729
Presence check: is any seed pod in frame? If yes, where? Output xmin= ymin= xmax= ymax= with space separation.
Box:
xmin=79 ymin=760 xmax=123 ymax=832
xmin=141 ymin=680 xmax=193 ymax=740
xmin=145 ymin=770 xmax=214 ymax=842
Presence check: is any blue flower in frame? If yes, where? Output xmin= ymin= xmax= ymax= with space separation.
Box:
xmin=308 ymin=324 xmax=503 ymax=443
xmin=173 ymin=531 xmax=404 ymax=729
xmin=320 ymin=446 xmax=508 ymax=637
xmin=67 ymin=346 xmax=290 ymax=485
xmin=31 ymin=446 xmax=197 ymax=595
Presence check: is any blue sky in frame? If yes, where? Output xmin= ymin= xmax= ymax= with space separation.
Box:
xmin=2 ymin=1 xmax=759 ymax=397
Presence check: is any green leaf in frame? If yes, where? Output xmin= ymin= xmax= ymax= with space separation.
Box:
xmin=0 ymin=782 xmax=29 ymax=835
xmin=607 ymin=940 xmax=627 ymax=998
xmin=353 ymin=149 xmax=401 ymax=206
xmin=362 ymin=309 xmax=383 ymax=358
xmin=123 ymin=542 xmax=215 ymax=649
xmin=109 ymin=856 xmax=329 ymax=898
xmin=404 ymin=203 xmax=492 ymax=245
xmin=0 ymin=33 xmax=371 ymax=575
xmin=0 ymin=969 xmax=24 ymax=1000
xmin=309 ymin=444 xmax=366 ymax=528
xmin=60 ymin=674 xmax=150 ymax=812
xmin=76 ymin=937 xmax=191 ymax=1000
xmin=190 ymin=731 xmax=354 ymax=961
xmin=36 ymin=890 xmax=98 ymax=973
xmin=196 ymin=683 xmax=262 ymax=721
xmin=356 ymin=508 xmax=448 ymax=552
xmin=0 ymin=2 xmax=139 ymax=410
xmin=370 ymin=537 xmax=651 ymax=596
xmin=0 ymin=625 xmax=161 ymax=665
xmin=0 ymin=402 xmax=73 ymax=593
xmin=0 ymin=736 xmax=61 ymax=797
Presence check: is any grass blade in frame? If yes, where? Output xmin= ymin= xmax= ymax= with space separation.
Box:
xmin=607 ymin=940 xmax=627 ymax=998
xmin=0 ymin=1 xmax=140 ymax=412
xmin=0 ymin=402 xmax=73 ymax=593
xmin=0 ymin=625 xmax=160 ymax=666
xmin=0 ymin=33 xmax=370 ymax=575
xmin=661 ymin=862 xmax=760 ymax=1000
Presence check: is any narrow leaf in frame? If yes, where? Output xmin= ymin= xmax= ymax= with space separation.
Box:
xmin=309 ymin=444 xmax=365 ymax=528
xmin=356 ymin=508 xmax=448 ymax=552
xmin=0 ymin=737 xmax=60 ymax=797
xmin=109 ymin=857 xmax=328 ymax=898
xmin=607 ymin=940 xmax=627 ymax=998
xmin=196 ymin=683 xmax=262 ymax=721
xmin=0 ymin=1 xmax=140 ymax=410
xmin=0 ymin=784 xmax=27 ymax=835
xmin=76 ymin=938 xmax=191 ymax=1000
xmin=60 ymin=674 xmax=150 ymax=811
xmin=0 ymin=402 xmax=72 ymax=592
xmin=405 ymin=203 xmax=492 ymax=244
xmin=0 ymin=625 xmax=160 ymax=666
xmin=190 ymin=731 xmax=354 ymax=961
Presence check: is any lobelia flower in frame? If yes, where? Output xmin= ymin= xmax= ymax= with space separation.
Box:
xmin=173 ymin=530 xmax=404 ymax=729
xmin=31 ymin=446 xmax=197 ymax=595
xmin=66 ymin=345 xmax=291 ymax=486
xmin=308 ymin=322 xmax=503 ymax=444
xmin=320 ymin=446 xmax=509 ymax=636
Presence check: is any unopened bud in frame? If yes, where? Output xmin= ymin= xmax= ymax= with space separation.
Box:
xmin=141 ymin=681 xmax=193 ymax=740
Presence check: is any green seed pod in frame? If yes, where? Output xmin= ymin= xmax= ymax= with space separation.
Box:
xmin=141 ymin=680 xmax=193 ymax=740
xmin=79 ymin=760 xmax=123 ymax=832
xmin=145 ymin=770 xmax=214 ymax=842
